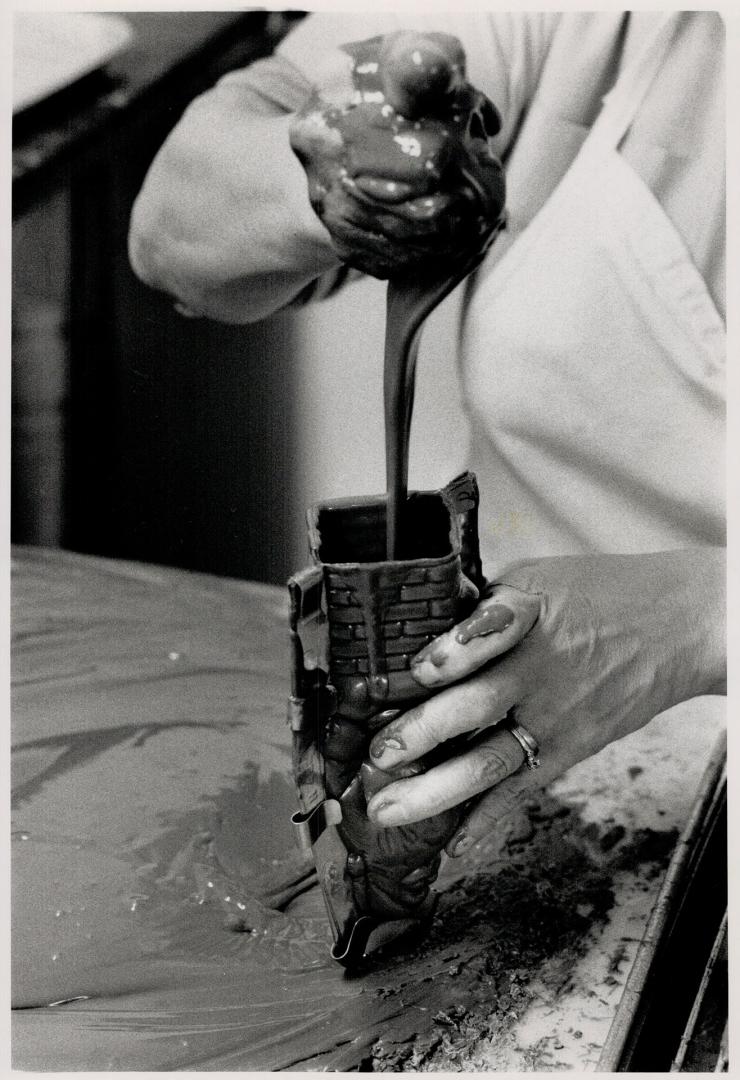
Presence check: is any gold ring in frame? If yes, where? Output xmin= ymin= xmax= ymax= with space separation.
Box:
xmin=504 ymin=717 xmax=541 ymax=770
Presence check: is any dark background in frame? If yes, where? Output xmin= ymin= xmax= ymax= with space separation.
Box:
xmin=12 ymin=12 xmax=304 ymax=584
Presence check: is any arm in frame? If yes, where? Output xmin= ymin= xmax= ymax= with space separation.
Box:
xmin=128 ymin=65 xmax=340 ymax=324
xmin=128 ymin=12 xmax=559 ymax=323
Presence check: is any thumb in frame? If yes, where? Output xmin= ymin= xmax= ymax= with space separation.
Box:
xmin=379 ymin=31 xmax=465 ymax=119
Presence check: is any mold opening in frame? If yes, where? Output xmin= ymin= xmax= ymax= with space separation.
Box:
xmin=316 ymin=492 xmax=453 ymax=564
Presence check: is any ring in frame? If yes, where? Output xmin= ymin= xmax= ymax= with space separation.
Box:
xmin=504 ymin=716 xmax=541 ymax=770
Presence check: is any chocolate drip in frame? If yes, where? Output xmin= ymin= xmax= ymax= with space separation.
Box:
xmin=383 ymin=253 xmax=494 ymax=560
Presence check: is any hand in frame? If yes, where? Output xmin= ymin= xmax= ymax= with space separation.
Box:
xmin=289 ymin=30 xmax=505 ymax=278
xmin=364 ymin=550 xmax=726 ymax=855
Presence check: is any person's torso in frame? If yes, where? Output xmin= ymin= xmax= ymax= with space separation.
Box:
xmin=460 ymin=12 xmax=725 ymax=575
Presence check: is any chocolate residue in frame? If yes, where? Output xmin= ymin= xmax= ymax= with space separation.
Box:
xmin=346 ymin=794 xmax=677 ymax=1072
xmin=614 ymin=826 xmax=679 ymax=870
xmin=358 ymin=797 xmax=605 ymax=1070
xmin=11 ymin=719 xmax=244 ymax=807
xmin=13 ymin=763 xmax=680 ymax=1071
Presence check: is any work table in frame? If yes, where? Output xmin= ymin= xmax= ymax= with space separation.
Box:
xmin=11 ymin=547 xmax=725 ymax=1070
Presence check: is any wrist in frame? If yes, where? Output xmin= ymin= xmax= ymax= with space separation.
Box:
xmin=666 ymin=547 xmax=726 ymax=702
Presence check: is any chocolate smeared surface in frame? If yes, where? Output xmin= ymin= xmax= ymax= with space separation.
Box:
xmin=12 ymin=549 xmax=716 ymax=1069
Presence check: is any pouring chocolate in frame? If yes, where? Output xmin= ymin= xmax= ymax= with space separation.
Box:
xmin=290 ymin=29 xmax=505 ymax=559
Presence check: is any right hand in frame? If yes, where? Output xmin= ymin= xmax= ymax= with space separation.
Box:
xmin=289 ymin=31 xmax=506 ymax=279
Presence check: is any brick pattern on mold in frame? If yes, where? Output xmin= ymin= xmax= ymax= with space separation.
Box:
xmin=325 ymin=560 xmax=460 ymax=677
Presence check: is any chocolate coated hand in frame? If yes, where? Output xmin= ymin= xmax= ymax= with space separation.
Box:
xmin=289 ymin=31 xmax=505 ymax=279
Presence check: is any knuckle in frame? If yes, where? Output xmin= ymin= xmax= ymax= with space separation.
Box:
xmin=467 ymin=806 xmax=498 ymax=837
xmin=479 ymin=671 xmax=519 ymax=714
xmin=474 ymin=785 xmax=523 ymax=828
xmin=478 ymin=673 xmax=502 ymax=705
xmin=469 ymin=743 xmax=512 ymax=788
xmin=414 ymin=704 xmax=448 ymax=748
xmin=471 ymin=801 xmax=499 ymax=830
xmin=494 ymin=783 xmax=525 ymax=815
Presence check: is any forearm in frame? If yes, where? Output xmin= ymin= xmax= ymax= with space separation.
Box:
xmin=128 ymin=101 xmax=340 ymax=323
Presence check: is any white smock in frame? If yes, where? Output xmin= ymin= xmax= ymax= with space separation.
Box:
xmin=460 ymin=14 xmax=725 ymax=576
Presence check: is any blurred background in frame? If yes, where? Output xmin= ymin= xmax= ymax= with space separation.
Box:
xmin=12 ymin=10 xmax=469 ymax=585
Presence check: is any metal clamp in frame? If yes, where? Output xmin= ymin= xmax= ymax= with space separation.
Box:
xmin=291 ymin=799 xmax=342 ymax=852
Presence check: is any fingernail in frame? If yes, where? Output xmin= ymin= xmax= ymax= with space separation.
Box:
xmin=410 ymin=663 xmax=443 ymax=687
xmin=412 ymin=641 xmax=447 ymax=668
xmin=370 ymin=735 xmax=404 ymax=760
xmin=449 ymin=832 xmax=474 ymax=858
xmin=367 ymin=797 xmax=396 ymax=824
xmin=456 ymin=604 xmax=515 ymax=645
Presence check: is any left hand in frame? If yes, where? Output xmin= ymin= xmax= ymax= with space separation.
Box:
xmin=365 ymin=549 xmax=725 ymax=856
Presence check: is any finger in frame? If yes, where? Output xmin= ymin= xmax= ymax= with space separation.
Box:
xmin=348 ymin=177 xmax=453 ymax=228
xmin=321 ymin=201 xmax=407 ymax=266
xmin=366 ymin=722 xmax=527 ymax=827
xmin=340 ymin=178 xmax=450 ymax=239
xmin=445 ymin=754 xmax=568 ymax=857
xmin=411 ymin=584 xmax=540 ymax=689
xmin=400 ymin=192 xmax=457 ymax=223
xmin=321 ymin=186 xmax=434 ymax=261
xmin=351 ymin=175 xmax=417 ymax=204
xmin=369 ymin=658 xmax=520 ymax=769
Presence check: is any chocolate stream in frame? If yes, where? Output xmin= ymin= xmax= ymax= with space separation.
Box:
xmin=383 ymin=247 xmax=489 ymax=561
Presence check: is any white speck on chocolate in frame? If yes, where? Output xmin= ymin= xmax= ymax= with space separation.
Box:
xmin=393 ymin=134 xmax=422 ymax=158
